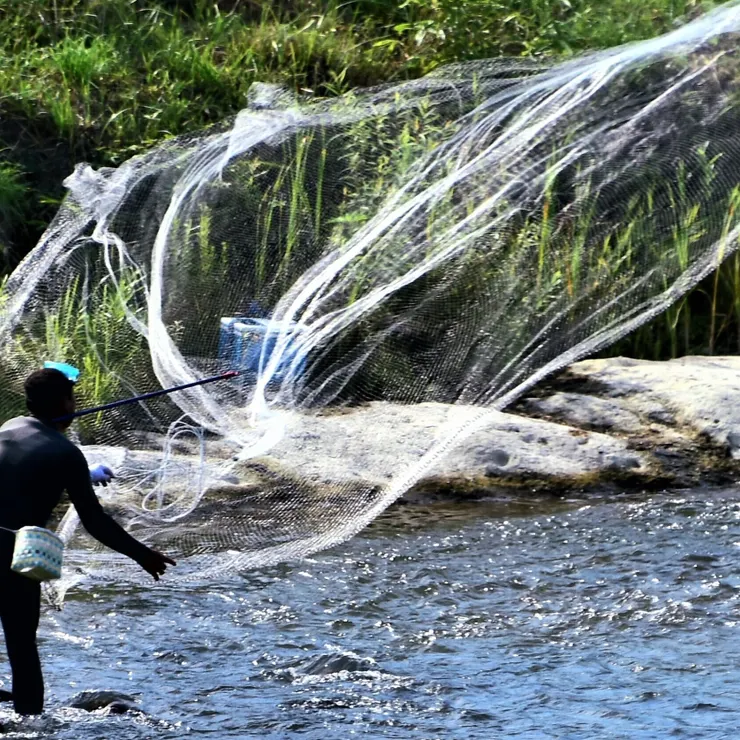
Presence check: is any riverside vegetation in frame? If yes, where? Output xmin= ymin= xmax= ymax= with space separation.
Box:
xmin=0 ymin=0 xmax=734 ymax=372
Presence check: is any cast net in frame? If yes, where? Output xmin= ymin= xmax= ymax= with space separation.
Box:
xmin=2 ymin=2 xmax=740 ymax=595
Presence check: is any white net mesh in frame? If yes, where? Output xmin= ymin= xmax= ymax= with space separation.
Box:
xmin=3 ymin=2 xmax=740 ymax=595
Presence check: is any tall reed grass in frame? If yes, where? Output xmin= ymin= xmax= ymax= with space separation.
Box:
xmin=0 ymin=269 xmax=151 ymax=439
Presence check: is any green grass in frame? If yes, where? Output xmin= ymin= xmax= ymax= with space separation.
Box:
xmin=0 ymin=160 xmax=31 ymax=265
xmin=0 ymin=0 xmax=736 ymax=366
xmin=0 ymin=0 xmax=715 ymax=261
xmin=0 ymin=268 xmax=153 ymax=441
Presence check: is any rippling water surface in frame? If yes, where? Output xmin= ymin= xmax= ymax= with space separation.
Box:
xmin=3 ymin=489 xmax=740 ymax=738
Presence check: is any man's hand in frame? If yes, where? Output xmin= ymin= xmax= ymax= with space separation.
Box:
xmin=137 ymin=549 xmax=177 ymax=581
xmin=89 ymin=464 xmax=115 ymax=487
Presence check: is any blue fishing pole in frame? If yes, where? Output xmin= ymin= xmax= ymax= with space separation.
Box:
xmin=52 ymin=370 xmax=240 ymax=423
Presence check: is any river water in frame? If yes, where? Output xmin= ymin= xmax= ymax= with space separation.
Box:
xmin=2 ymin=488 xmax=740 ymax=739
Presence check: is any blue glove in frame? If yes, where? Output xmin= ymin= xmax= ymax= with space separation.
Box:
xmin=89 ymin=464 xmax=115 ymax=487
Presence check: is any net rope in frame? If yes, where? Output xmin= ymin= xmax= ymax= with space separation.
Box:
xmin=2 ymin=2 xmax=740 ymax=597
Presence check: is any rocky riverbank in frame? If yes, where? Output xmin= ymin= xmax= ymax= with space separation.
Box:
xmin=81 ymin=356 xmax=740 ymax=512
xmin=513 ymin=355 xmax=740 ymax=492
xmin=240 ymin=356 xmax=740 ymax=500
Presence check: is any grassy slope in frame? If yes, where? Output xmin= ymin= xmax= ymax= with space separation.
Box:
xmin=0 ymin=0 xmax=727 ymax=356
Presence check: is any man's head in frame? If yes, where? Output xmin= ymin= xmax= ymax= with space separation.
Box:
xmin=24 ymin=368 xmax=76 ymax=427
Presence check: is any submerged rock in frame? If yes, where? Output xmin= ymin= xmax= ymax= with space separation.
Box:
xmin=68 ymin=689 xmax=140 ymax=714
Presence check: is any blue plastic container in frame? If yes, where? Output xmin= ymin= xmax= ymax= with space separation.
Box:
xmin=218 ymin=317 xmax=306 ymax=382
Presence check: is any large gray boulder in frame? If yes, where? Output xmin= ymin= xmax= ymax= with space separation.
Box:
xmin=548 ymin=356 xmax=740 ymax=456
xmin=518 ymin=355 xmax=740 ymax=485
xmin=255 ymin=356 xmax=740 ymax=495
xmin=244 ymin=400 xmax=648 ymax=497
xmin=80 ymin=356 xmax=740 ymax=505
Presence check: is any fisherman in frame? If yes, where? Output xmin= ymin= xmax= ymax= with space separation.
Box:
xmin=0 ymin=367 xmax=176 ymax=715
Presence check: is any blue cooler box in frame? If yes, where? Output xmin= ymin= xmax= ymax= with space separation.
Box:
xmin=218 ymin=317 xmax=306 ymax=382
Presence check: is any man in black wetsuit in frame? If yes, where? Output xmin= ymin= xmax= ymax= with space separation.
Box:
xmin=0 ymin=368 xmax=176 ymax=715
